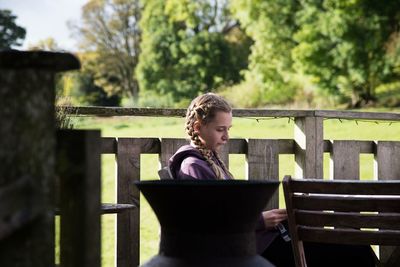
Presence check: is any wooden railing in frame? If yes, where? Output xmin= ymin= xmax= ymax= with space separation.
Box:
xmin=74 ymin=107 xmax=400 ymax=267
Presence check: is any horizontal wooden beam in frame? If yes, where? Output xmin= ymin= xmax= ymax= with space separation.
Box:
xmin=315 ymin=110 xmax=400 ymax=121
xmin=100 ymin=138 xmax=295 ymax=155
xmin=57 ymin=106 xmax=400 ymax=121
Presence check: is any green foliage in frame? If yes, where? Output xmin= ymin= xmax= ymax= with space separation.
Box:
xmin=137 ymin=90 xmax=177 ymax=108
xmin=56 ymin=70 xmax=121 ymax=106
xmin=292 ymin=0 xmax=400 ymax=107
xmin=55 ymin=97 xmax=75 ymax=129
xmin=0 ymin=9 xmax=26 ymax=49
xmin=136 ymin=0 xmax=251 ymax=103
xmin=375 ymin=81 xmax=400 ymax=107
xmin=231 ymin=0 xmax=400 ymax=107
xmin=230 ymin=0 xmax=300 ymax=105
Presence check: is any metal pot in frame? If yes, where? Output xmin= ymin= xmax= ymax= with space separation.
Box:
xmin=135 ymin=179 xmax=279 ymax=267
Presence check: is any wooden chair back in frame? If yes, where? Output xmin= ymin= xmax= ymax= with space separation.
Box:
xmin=282 ymin=175 xmax=400 ymax=267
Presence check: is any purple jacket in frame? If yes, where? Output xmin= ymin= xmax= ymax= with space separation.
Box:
xmin=168 ymin=145 xmax=279 ymax=253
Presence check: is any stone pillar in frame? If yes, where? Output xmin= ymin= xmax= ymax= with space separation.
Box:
xmin=0 ymin=50 xmax=80 ymax=266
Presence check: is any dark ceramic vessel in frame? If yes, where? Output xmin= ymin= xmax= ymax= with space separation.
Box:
xmin=135 ymin=179 xmax=279 ymax=267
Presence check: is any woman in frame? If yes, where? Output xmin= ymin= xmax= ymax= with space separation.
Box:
xmin=168 ymin=93 xmax=376 ymax=267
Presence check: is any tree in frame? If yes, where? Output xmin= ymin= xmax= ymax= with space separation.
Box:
xmin=71 ymin=0 xmax=141 ymax=102
xmin=292 ymin=0 xmax=400 ymax=107
xmin=136 ymin=0 xmax=251 ymax=105
xmin=0 ymin=9 xmax=26 ymax=49
xmin=230 ymin=0 xmax=300 ymax=105
xmin=232 ymin=0 xmax=400 ymax=107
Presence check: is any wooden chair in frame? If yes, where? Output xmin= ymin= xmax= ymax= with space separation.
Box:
xmin=282 ymin=175 xmax=400 ymax=267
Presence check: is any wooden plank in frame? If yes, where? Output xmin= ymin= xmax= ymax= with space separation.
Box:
xmin=219 ymin=142 xmax=230 ymax=168
xmin=63 ymin=107 xmax=187 ymax=117
xmin=115 ymin=138 xmax=160 ymax=266
xmin=331 ymin=141 xmax=360 ymax=180
xmin=247 ymin=139 xmax=279 ymax=210
xmin=101 ymin=137 xmax=117 ymax=154
xmin=298 ymin=226 xmax=400 ymax=246
xmin=324 ymin=140 xmax=375 ymax=154
xmin=294 ymin=117 xmax=324 ymax=178
xmin=295 ymin=210 xmax=400 ymax=230
xmin=278 ymin=139 xmax=295 ymax=154
xmin=116 ymin=138 xmax=141 ymax=267
xmin=292 ymin=194 xmax=400 ymax=212
xmin=61 ymin=106 xmax=315 ymax=118
xmin=99 ymin=204 xmax=136 ymax=214
xmin=62 ymin=107 xmax=400 ymax=121
xmin=282 ymin=176 xmax=307 ymax=267
xmin=55 ymin=203 xmax=136 ymax=215
xmin=288 ymin=179 xmax=400 ymax=195
xmin=228 ymin=139 xmax=247 ymax=154
xmin=376 ymin=141 xmax=400 ymax=180
xmin=315 ymin=110 xmax=400 ymax=121
xmin=375 ymin=141 xmax=400 ymax=265
xmin=233 ymin=109 xmax=313 ymax=118
xmin=58 ymin=130 xmax=101 ymax=267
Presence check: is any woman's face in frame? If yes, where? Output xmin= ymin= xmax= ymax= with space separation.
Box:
xmin=195 ymin=111 xmax=232 ymax=152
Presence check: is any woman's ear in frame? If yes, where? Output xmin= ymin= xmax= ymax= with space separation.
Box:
xmin=193 ymin=120 xmax=201 ymax=133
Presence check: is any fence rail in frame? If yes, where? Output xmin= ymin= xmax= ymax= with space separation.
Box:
xmin=58 ymin=106 xmax=400 ymax=121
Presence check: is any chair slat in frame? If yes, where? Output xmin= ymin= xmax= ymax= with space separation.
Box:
xmin=295 ymin=210 xmax=400 ymax=230
xmin=292 ymin=194 xmax=400 ymax=212
xmin=289 ymin=179 xmax=400 ymax=195
xmin=298 ymin=226 xmax=400 ymax=246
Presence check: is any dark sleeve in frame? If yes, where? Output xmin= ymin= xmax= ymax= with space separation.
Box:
xmin=178 ymin=157 xmax=217 ymax=180
xmin=255 ymin=214 xmax=266 ymax=231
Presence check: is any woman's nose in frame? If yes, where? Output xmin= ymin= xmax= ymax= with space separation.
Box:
xmin=222 ymin=131 xmax=229 ymax=141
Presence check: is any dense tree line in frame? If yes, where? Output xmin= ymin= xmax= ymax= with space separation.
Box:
xmin=2 ymin=1 xmax=400 ymax=108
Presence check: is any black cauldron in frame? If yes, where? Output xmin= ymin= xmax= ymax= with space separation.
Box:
xmin=135 ymin=179 xmax=279 ymax=267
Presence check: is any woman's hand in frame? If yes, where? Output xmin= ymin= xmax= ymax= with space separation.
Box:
xmin=261 ymin=209 xmax=288 ymax=229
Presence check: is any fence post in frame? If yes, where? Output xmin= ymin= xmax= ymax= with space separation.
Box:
xmin=0 ymin=50 xmax=80 ymax=266
xmin=375 ymin=141 xmax=400 ymax=266
xmin=247 ymin=139 xmax=280 ymax=210
xmin=56 ymin=130 xmax=101 ymax=267
xmin=294 ymin=115 xmax=324 ymax=178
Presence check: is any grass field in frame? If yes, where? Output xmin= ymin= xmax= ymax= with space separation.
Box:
xmin=69 ymin=112 xmax=400 ymax=266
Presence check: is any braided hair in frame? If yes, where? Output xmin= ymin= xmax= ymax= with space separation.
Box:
xmin=185 ymin=93 xmax=233 ymax=179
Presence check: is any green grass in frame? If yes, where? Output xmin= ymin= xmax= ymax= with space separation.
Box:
xmin=69 ymin=113 xmax=400 ymax=266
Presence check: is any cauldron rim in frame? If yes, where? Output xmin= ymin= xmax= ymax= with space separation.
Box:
xmin=134 ymin=179 xmax=280 ymax=186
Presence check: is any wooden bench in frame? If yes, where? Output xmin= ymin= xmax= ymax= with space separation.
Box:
xmin=283 ymin=175 xmax=400 ymax=267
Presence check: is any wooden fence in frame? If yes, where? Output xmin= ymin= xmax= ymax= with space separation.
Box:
xmin=65 ymin=107 xmax=400 ymax=267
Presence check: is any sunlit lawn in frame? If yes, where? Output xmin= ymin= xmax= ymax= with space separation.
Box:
xmin=69 ymin=110 xmax=400 ymax=266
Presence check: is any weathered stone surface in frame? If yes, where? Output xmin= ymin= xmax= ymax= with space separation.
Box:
xmin=0 ymin=51 xmax=79 ymax=267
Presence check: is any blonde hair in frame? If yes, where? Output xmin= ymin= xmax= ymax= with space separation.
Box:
xmin=185 ymin=93 xmax=233 ymax=179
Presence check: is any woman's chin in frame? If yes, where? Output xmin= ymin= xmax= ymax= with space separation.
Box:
xmin=214 ymin=144 xmax=225 ymax=152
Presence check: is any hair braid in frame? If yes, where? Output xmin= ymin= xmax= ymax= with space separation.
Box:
xmin=214 ymin=153 xmax=234 ymax=179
